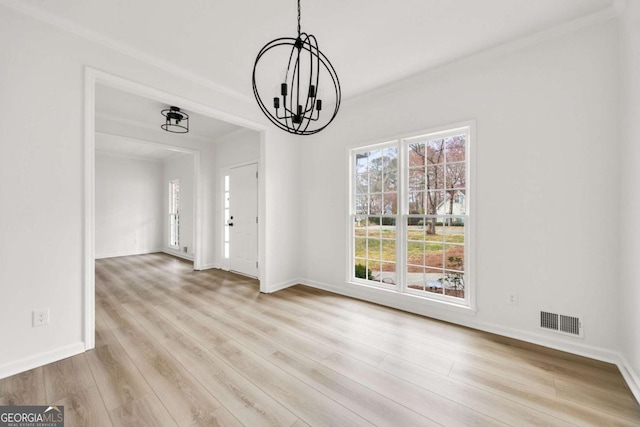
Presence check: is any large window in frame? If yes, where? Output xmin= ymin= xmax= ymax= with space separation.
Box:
xmin=169 ymin=179 xmax=180 ymax=248
xmin=351 ymin=125 xmax=472 ymax=306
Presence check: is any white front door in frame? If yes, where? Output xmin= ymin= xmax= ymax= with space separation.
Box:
xmin=228 ymin=163 xmax=259 ymax=277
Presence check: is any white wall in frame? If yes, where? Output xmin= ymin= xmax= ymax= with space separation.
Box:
xmin=163 ymin=154 xmax=195 ymax=260
xmin=0 ymin=5 xmax=299 ymax=378
xmin=264 ymin=132 xmax=302 ymax=290
xmin=215 ymin=129 xmax=261 ymax=169
xmin=619 ymin=1 xmax=640 ymax=399
xmin=95 ymin=152 xmax=163 ymax=258
xmin=301 ymin=20 xmax=621 ymax=359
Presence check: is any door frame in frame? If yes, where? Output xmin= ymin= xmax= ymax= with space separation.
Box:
xmin=220 ymin=161 xmax=260 ymax=275
xmin=84 ymin=67 xmax=268 ymax=350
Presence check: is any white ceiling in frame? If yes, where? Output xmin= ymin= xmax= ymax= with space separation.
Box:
xmin=95 ymin=84 xmax=243 ymax=160
xmin=96 ymin=84 xmax=241 ymax=140
xmin=12 ymin=0 xmax=614 ymax=100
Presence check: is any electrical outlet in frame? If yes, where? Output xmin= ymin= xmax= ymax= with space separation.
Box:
xmin=33 ymin=309 xmax=49 ymax=327
xmin=507 ymin=293 xmax=518 ymax=306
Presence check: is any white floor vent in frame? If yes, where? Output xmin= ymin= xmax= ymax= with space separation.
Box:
xmin=540 ymin=311 xmax=583 ymax=337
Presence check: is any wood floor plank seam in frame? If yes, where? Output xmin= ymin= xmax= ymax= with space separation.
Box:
xmin=255 ymin=290 xmax=574 ymax=399
xmin=119 ymin=300 xmax=301 ymax=427
xmin=106 ymin=268 xmax=370 ymax=427
xmin=142 ymin=256 xmax=636 ymax=426
xmin=448 ymin=362 xmax=639 ymax=426
xmin=90 ymin=320 xmax=182 ymax=427
xmin=103 ymin=304 xmax=243 ymax=426
xmin=258 ymin=304 xmax=576 ymax=424
xmin=93 ymin=295 xmax=190 ymax=426
xmin=143 ymin=297 xmax=379 ymax=427
xmin=112 ymin=256 xmax=640 ymax=426
xmin=278 ymin=290 xmax=564 ymax=388
xmin=154 ymin=286 xmax=506 ymax=426
xmin=208 ymin=301 xmax=492 ymax=425
xmin=287 ymin=285 xmax=628 ymax=394
xmin=4 ymin=253 xmax=637 ymax=427
xmin=181 ymin=298 xmax=443 ymax=426
xmin=83 ymin=353 xmax=118 ymax=427
xmin=265 ymin=349 xmax=443 ymax=427
xmin=284 ymin=285 xmax=621 ymax=381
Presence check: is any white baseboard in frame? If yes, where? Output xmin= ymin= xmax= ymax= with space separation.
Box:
xmin=265 ymin=278 xmax=301 ymax=294
xmin=300 ymin=277 xmax=477 ymax=317
xmin=459 ymin=317 xmax=622 ymax=366
xmin=197 ymin=263 xmax=220 ymax=271
xmin=162 ymin=249 xmax=194 ymax=262
xmin=96 ymin=248 xmax=164 ymax=259
xmin=618 ymin=355 xmax=640 ymax=404
xmin=298 ymin=278 xmax=623 ymax=368
xmin=0 ymin=342 xmax=85 ymax=380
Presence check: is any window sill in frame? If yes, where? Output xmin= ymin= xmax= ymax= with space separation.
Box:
xmin=345 ymin=279 xmax=477 ymax=317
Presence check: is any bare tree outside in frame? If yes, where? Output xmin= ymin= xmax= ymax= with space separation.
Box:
xmin=408 ymin=135 xmax=465 ymax=233
xmin=354 ymin=147 xmax=398 ymax=284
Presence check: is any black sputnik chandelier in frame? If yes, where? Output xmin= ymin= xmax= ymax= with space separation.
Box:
xmin=252 ymin=0 xmax=341 ymax=135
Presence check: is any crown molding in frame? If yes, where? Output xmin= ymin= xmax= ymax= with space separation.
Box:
xmin=0 ymin=0 xmax=252 ymax=104
xmin=347 ymin=2 xmax=623 ymax=103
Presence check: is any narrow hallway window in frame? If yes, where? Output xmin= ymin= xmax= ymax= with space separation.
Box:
xmin=169 ymin=179 xmax=180 ymax=248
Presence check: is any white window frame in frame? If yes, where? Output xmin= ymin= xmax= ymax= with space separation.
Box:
xmin=349 ymin=123 xmax=475 ymax=308
xmin=169 ymin=179 xmax=180 ymax=249
xmin=350 ymin=140 xmax=399 ymax=291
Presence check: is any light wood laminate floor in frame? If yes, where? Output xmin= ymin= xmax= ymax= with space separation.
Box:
xmin=1 ymin=253 xmax=639 ymax=426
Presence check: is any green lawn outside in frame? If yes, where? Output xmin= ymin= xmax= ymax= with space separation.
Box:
xmin=354 ymin=229 xmax=464 ymax=272
xmin=355 ymin=226 xmax=464 ymax=244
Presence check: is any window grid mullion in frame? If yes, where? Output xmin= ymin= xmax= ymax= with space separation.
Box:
xmin=398 ymin=140 xmax=407 ymax=294
xmin=443 ymin=145 xmax=448 ymax=197
xmin=441 ymin=223 xmax=446 ymax=295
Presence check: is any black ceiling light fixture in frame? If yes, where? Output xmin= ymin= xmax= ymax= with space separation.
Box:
xmin=161 ymin=106 xmax=189 ymax=134
xmin=252 ymin=0 xmax=341 ymax=135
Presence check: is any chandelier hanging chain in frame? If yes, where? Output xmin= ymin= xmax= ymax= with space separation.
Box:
xmin=297 ymin=0 xmax=301 ymax=37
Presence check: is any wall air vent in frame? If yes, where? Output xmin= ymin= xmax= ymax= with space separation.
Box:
xmin=540 ymin=311 xmax=583 ymax=337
